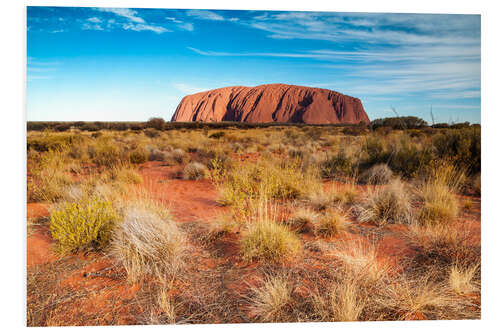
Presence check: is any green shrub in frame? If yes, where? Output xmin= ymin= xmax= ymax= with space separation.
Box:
xmin=92 ymin=143 xmax=124 ymax=167
xmin=361 ymin=135 xmax=433 ymax=179
xmin=209 ymin=131 xmax=225 ymax=139
xmin=320 ymin=150 xmax=354 ymax=179
xmin=433 ymin=128 xmax=481 ymax=173
xmin=27 ymin=134 xmax=81 ymax=152
xmin=146 ymin=117 xmax=166 ymax=130
xmin=370 ymin=116 xmax=428 ymax=130
xmin=50 ymin=197 xmax=119 ymax=254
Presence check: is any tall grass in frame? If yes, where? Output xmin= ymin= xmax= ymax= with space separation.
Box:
xmin=416 ymin=163 xmax=464 ymax=225
xmin=216 ymin=157 xmax=320 ymax=216
xmin=240 ymin=201 xmax=302 ymax=263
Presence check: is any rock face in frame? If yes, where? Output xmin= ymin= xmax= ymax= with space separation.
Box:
xmin=171 ymin=84 xmax=369 ymax=124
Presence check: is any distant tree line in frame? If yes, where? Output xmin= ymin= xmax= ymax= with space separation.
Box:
xmin=27 ymin=116 xmax=479 ymax=132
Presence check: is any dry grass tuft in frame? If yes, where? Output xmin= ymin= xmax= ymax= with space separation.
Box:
xmin=306 ymin=190 xmax=333 ymax=210
xmin=110 ymin=201 xmax=186 ymax=283
xmin=405 ymin=222 xmax=478 ymax=265
xmin=416 ymin=163 xmax=465 ymax=225
xmin=183 ymin=162 xmax=208 ymax=180
xmin=417 ymin=182 xmax=459 ymax=225
xmin=380 ymin=275 xmax=454 ymax=320
xmin=240 ymin=203 xmax=302 ymax=263
xmin=357 ymin=179 xmax=413 ymax=225
xmin=359 ymin=164 xmax=393 ymax=185
xmin=314 ymin=209 xmax=350 ymax=237
xmin=333 ymin=240 xmax=389 ymax=285
xmin=172 ymin=148 xmax=186 ymax=164
xmin=449 ymin=262 xmax=479 ymax=295
xmin=248 ymin=274 xmax=293 ymax=322
xmin=287 ymin=207 xmax=318 ymax=232
xmin=156 ymin=287 xmax=177 ymax=324
xmin=328 ymin=279 xmax=367 ymax=321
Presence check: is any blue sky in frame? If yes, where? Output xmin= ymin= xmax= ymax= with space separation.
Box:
xmin=27 ymin=6 xmax=481 ymax=123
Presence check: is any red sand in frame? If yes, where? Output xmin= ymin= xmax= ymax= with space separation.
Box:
xmin=27 ymin=162 xmax=482 ymax=325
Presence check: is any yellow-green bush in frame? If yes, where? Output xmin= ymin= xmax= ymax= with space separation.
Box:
xmin=91 ymin=143 xmax=125 ymax=167
xmin=104 ymin=165 xmax=143 ymax=184
xmin=49 ymin=197 xmax=119 ymax=254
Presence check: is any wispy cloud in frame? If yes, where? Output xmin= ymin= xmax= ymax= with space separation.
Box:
xmin=246 ymin=12 xmax=479 ymax=46
xmin=186 ymin=10 xmax=225 ymax=21
xmin=173 ymin=83 xmax=209 ymax=94
xmin=122 ymin=23 xmax=169 ymax=34
xmin=91 ymin=7 xmax=170 ymax=34
xmin=27 ymin=57 xmax=59 ymax=81
xmin=95 ymin=8 xmax=145 ymax=23
xmin=87 ymin=17 xmax=102 ymax=23
xmin=82 ymin=22 xmax=104 ymax=31
xmin=166 ymin=17 xmax=194 ymax=31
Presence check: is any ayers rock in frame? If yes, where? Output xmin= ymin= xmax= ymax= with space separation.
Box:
xmin=171 ymin=83 xmax=370 ymax=124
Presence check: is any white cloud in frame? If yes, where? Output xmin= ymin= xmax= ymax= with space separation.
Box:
xmin=82 ymin=23 xmax=104 ymax=31
xmin=179 ymin=22 xmax=194 ymax=31
xmin=96 ymin=8 xmax=145 ymax=23
xmin=186 ymin=10 xmax=224 ymax=21
xmin=90 ymin=8 xmax=171 ymax=34
xmin=87 ymin=17 xmax=102 ymax=23
xmin=165 ymin=17 xmax=194 ymax=31
xmin=122 ymin=23 xmax=169 ymax=34
xmin=166 ymin=17 xmax=182 ymax=24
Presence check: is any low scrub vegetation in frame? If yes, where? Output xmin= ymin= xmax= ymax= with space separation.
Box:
xmin=26 ymin=122 xmax=481 ymax=325
xmin=49 ymin=197 xmax=119 ymax=254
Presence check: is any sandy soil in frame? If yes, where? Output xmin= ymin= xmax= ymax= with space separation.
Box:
xmin=26 ymin=162 xmax=481 ymax=326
